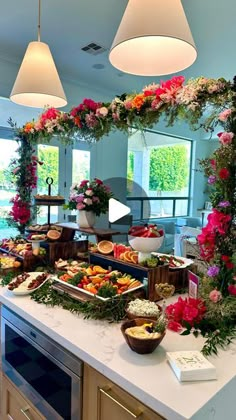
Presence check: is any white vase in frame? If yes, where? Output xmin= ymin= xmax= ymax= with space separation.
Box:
xmin=77 ymin=210 xmax=96 ymax=228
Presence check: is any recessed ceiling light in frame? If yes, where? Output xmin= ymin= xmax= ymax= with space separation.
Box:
xmin=92 ymin=64 xmax=105 ymax=70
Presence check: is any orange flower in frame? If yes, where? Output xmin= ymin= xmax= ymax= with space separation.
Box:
xmin=74 ymin=116 xmax=82 ymax=128
xmin=24 ymin=122 xmax=34 ymax=133
xmin=132 ymin=94 xmax=145 ymax=110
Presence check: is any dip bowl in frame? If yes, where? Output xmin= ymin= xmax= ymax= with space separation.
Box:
xmin=121 ymin=318 xmax=166 ymax=354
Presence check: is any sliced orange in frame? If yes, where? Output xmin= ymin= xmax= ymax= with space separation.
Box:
xmin=130 ymin=252 xmax=138 ymax=264
xmin=97 ymin=240 xmax=114 ymax=255
xmin=117 ymin=277 xmax=130 ymax=285
xmin=123 ymin=251 xmax=132 ymax=262
xmin=90 ymin=276 xmax=104 ymax=285
xmin=93 ymin=265 xmax=108 ymax=274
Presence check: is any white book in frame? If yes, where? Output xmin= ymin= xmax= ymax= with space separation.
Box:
xmin=166 ymin=351 xmax=217 ymax=382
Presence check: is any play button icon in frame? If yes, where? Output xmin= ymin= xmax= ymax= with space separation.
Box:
xmin=108 ymin=198 xmax=131 ymax=223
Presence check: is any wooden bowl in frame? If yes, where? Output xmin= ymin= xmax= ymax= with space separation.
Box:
xmin=121 ymin=318 xmax=166 ymax=354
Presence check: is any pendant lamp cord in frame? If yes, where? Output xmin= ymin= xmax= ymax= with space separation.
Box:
xmin=37 ymin=0 xmax=41 ymax=41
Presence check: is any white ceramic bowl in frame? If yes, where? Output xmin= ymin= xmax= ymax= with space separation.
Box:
xmin=128 ymin=235 xmax=164 ymax=253
xmin=128 ymin=235 xmax=164 ymax=263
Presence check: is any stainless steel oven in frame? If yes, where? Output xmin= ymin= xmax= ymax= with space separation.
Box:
xmin=1 ymin=306 xmax=83 ymax=420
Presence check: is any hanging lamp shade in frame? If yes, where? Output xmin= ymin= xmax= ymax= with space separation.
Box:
xmin=10 ymin=41 xmax=67 ymax=108
xmin=109 ymin=0 xmax=197 ymax=76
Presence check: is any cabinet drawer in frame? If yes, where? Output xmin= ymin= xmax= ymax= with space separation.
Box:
xmin=2 ymin=375 xmax=45 ymax=420
xmin=83 ymin=364 xmax=165 ymax=420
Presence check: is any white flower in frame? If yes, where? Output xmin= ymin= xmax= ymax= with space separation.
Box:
xmin=83 ymin=198 xmax=93 ymax=205
xmin=85 ymin=189 xmax=94 ymax=196
xmin=96 ymin=106 xmax=108 ymax=117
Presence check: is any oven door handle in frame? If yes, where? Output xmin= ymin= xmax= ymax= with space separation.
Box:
xmin=20 ymin=406 xmax=32 ymax=420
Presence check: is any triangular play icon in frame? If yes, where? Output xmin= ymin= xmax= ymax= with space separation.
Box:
xmin=108 ymin=198 xmax=131 ymax=223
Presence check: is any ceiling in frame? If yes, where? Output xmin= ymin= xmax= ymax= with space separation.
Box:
xmin=0 ymin=0 xmax=236 ymax=105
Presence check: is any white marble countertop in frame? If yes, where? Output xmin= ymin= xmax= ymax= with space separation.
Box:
xmin=0 ymin=287 xmax=236 ymax=420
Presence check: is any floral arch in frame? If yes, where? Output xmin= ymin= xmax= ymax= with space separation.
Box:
xmin=8 ymin=75 xmax=236 ymax=354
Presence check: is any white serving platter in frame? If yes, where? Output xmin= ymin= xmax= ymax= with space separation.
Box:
xmin=151 ymin=253 xmax=193 ymax=270
xmin=7 ymin=272 xmax=49 ymax=296
xmin=53 ymin=277 xmax=144 ymax=301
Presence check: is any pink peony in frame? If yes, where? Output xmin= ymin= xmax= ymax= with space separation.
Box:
xmin=217 ymin=131 xmax=234 ymax=145
xmin=209 ymin=289 xmax=222 ymax=303
xmin=218 ymin=109 xmax=232 ymax=121
xmin=76 ymin=203 xmax=85 ymax=210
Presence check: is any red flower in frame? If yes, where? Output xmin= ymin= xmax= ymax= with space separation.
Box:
xmin=219 ymin=168 xmax=230 ymax=179
xmin=79 ymin=180 xmax=89 ymax=187
xmin=228 ymin=285 xmax=236 ymax=296
xmin=207 ymin=209 xmax=231 ymax=235
xmin=167 ymin=321 xmax=182 ymax=332
xmin=221 ymin=255 xmax=230 ymax=262
xmin=226 ymin=262 xmax=234 ymax=269
xmin=210 ymin=159 xmax=216 ymax=169
xmin=94 ymin=178 xmax=103 ymax=185
xmin=165 ymin=297 xmax=206 ymax=330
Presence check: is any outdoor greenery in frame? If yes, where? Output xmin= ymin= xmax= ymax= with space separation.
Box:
xmin=149 ymin=145 xmax=189 ymax=192
xmin=37 ymin=145 xmax=59 ymax=194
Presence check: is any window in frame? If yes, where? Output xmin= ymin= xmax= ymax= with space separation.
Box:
xmin=127 ymin=130 xmax=192 ymax=220
xmin=0 ymin=136 xmax=19 ymax=238
xmin=37 ymin=144 xmax=60 ymax=225
xmin=72 ymin=149 xmax=90 ymax=184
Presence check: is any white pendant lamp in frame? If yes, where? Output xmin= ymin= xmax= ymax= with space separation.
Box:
xmin=109 ymin=0 xmax=197 ymax=76
xmin=10 ymin=0 xmax=67 ymax=108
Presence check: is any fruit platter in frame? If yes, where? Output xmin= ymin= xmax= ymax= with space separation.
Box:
xmin=53 ymin=259 xmax=144 ymax=301
xmin=151 ymin=253 xmax=193 ymax=269
xmin=0 ymin=237 xmax=32 ymax=257
xmin=0 ymin=253 xmax=21 ymax=269
xmin=7 ymin=272 xmax=50 ymax=295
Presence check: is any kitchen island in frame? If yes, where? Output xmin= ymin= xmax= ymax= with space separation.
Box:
xmin=0 ymin=287 xmax=236 ymax=420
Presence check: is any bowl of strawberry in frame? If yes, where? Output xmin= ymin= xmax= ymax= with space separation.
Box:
xmin=128 ymin=224 xmax=164 ymax=263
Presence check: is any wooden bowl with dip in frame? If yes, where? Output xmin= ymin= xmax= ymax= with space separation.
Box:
xmin=121 ymin=318 xmax=166 ymax=354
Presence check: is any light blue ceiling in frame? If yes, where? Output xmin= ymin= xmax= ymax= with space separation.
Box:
xmin=0 ymin=0 xmax=235 ymax=103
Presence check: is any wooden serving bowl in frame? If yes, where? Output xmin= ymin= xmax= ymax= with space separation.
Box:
xmin=121 ymin=318 xmax=166 ymax=354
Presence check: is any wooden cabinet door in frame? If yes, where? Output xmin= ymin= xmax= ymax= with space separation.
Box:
xmin=2 ymin=374 xmax=46 ymax=420
xmin=83 ymin=364 xmax=165 ymax=420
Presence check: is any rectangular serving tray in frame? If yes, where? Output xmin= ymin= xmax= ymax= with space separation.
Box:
xmin=52 ymin=276 xmax=144 ymax=301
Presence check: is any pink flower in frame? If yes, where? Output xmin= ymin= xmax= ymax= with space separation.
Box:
xmin=76 ymin=203 xmax=86 ymax=210
xmin=217 ymin=132 xmax=234 ymax=145
xmin=85 ymin=112 xmax=98 ymax=128
xmin=209 ymin=289 xmax=222 ymax=303
xmin=41 ymin=108 xmax=60 ymax=123
xmin=124 ymin=100 xmax=132 ymax=110
xmin=218 ymin=109 xmax=232 ymax=121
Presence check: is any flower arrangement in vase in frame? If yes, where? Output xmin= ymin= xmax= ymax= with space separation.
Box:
xmin=64 ymin=178 xmax=113 ymax=227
